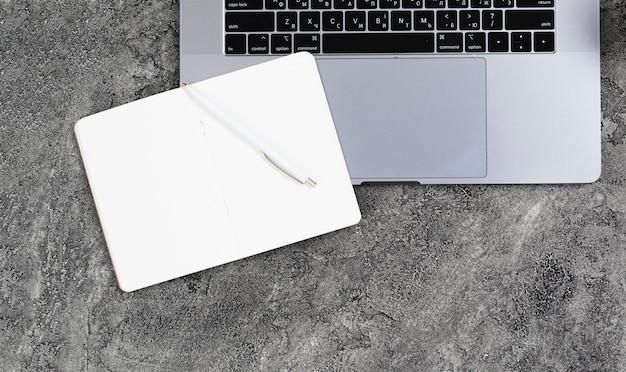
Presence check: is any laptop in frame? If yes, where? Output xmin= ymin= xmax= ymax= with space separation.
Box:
xmin=180 ymin=0 xmax=600 ymax=184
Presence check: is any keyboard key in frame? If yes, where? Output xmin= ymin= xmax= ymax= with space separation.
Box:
xmin=471 ymin=0 xmax=491 ymax=7
xmin=465 ymin=32 xmax=485 ymax=52
xmin=437 ymin=11 xmax=457 ymax=30
xmin=226 ymin=0 xmax=263 ymax=9
xmin=271 ymin=34 xmax=292 ymax=53
xmin=511 ymin=32 xmax=531 ymax=52
xmin=402 ymin=0 xmax=423 ymax=8
xmin=493 ymin=0 xmax=513 ymax=7
xmin=425 ymin=0 xmax=445 ymax=8
xmin=391 ymin=11 xmax=412 ymax=30
xmin=265 ymin=0 xmax=286 ymax=9
xmin=437 ymin=32 xmax=463 ymax=52
xmin=368 ymin=11 xmax=389 ymax=31
xmin=295 ymin=34 xmax=321 ymax=52
xmin=226 ymin=12 xmax=275 ymax=32
xmin=288 ymin=0 xmax=309 ymax=8
xmin=488 ymin=32 xmax=508 ymax=52
xmin=345 ymin=11 xmax=367 ymax=30
xmin=311 ymin=0 xmax=332 ymax=7
xmin=505 ymin=10 xmax=554 ymax=30
xmin=323 ymin=11 xmax=344 ymax=31
xmin=517 ymin=0 xmax=554 ymax=7
xmin=448 ymin=0 xmax=469 ymax=8
xmin=334 ymin=0 xmax=355 ymax=8
xmin=357 ymin=0 xmax=377 ymax=8
xmin=482 ymin=10 xmax=502 ymax=30
xmin=414 ymin=11 xmax=434 ymax=30
xmin=300 ymin=12 xmax=321 ymax=31
xmin=534 ymin=32 xmax=554 ymax=52
xmin=225 ymin=34 xmax=246 ymax=54
xmin=248 ymin=34 xmax=269 ymax=54
xmin=379 ymin=0 xmax=400 ymax=8
xmin=278 ymin=12 xmax=298 ymax=31
xmin=323 ymin=33 xmax=434 ymax=53
xmin=460 ymin=10 xmax=480 ymax=30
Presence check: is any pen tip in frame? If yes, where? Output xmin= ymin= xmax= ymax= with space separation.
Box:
xmin=182 ymin=82 xmax=188 ymax=87
xmin=305 ymin=178 xmax=317 ymax=188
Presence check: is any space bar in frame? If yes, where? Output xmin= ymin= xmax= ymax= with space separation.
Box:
xmin=323 ymin=33 xmax=435 ymax=53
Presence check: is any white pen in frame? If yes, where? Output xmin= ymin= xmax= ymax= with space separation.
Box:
xmin=182 ymin=83 xmax=317 ymax=187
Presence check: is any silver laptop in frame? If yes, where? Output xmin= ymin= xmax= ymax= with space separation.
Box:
xmin=180 ymin=0 xmax=600 ymax=184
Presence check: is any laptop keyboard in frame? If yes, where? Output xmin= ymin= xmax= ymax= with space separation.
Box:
xmin=224 ymin=0 xmax=555 ymax=55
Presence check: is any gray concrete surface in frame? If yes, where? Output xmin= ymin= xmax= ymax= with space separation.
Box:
xmin=1 ymin=1 xmax=625 ymax=370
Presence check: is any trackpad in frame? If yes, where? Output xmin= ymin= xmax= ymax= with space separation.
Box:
xmin=316 ymin=57 xmax=487 ymax=181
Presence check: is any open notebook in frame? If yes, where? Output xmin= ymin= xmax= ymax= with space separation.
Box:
xmin=75 ymin=53 xmax=361 ymax=292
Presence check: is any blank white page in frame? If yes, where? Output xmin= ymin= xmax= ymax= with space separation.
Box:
xmin=76 ymin=90 xmax=237 ymax=291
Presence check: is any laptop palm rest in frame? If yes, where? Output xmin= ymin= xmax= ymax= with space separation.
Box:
xmin=316 ymin=57 xmax=487 ymax=182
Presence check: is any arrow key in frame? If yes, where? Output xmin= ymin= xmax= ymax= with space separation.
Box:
xmin=534 ymin=32 xmax=554 ymax=52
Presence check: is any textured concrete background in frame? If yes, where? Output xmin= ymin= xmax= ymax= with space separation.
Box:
xmin=1 ymin=1 xmax=625 ymax=371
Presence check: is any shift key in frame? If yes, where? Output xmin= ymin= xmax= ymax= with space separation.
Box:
xmin=226 ymin=12 xmax=275 ymax=32
xmin=505 ymin=10 xmax=553 ymax=30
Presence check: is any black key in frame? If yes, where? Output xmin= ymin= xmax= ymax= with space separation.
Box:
xmin=465 ymin=32 xmax=486 ymax=52
xmin=460 ymin=10 xmax=480 ymax=30
xmin=414 ymin=11 xmax=434 ymax=30
xmin=295 ymin=34 xmax=320 ymax=52
xmin=226 ymin=12 xmax=274 ymax=32
xmin=506 ymin=10 xmax=554 ymax=30
xmin=483 ymin=10 xmax=503 ymax=30
xmin=271 ymin=34 xmax=292 ymax=53
xmin=402 ymin=0 xmax=423 ymax=8
xmin=248 ymin=34 xmax=269 ymax=54
xmin=300 ymin=12 xmax=321 ymax=31
xmin=357 ymin=0 xmax=377 ymax=8
xmin=437 ymin=11 xmax=457 ymax=30
xmin=277 ymin=12 xmax=298 ymax=31
xmin=493 ymin=0 xmax=513 ymax=7
xmin=334 ymin=0 xmax=355 ymax=8
xmin=226 ymin=0 xmax=263 ymax=9
xmin=425 ymin=0 xmax=445 ymax=8
xmin=437 ymin=32 xmax=463 ymax=52
xmin=265 ymin=0 xmax=286 ymax=9
xmin=311 ymin=0 xmax=332 ymax=7
xmin=534 ymin=32 xmax=554 ymax=52
xmin=471 ymin=0 xmax=491 ymax=7
xmin=511 ymin=32 xmax=531 ymax=52
xmin=323 ymin=11 xmax=343 ymax=31
xmin=369 ymin=11 xmax=389 ymax=31
xmin=380 ymin=0 xmax=400 ymax=8
xmin=517 ymin=0 xmax=554 ymax=7
xmin=345 ymin=11 xmax=367 ymax=31
xmin=448 ymin=0 xmax=469 ymax=8
xmin=322 ymin=33 xmax=434 ymax=53
xmin=391 ymin=11 xmax=412 ymax=30
xmin=488 ymin=32 xmax=508 ymax=52
xmin=288 ymin=0 xmax=309 ymax=8
xmin=225 ymin=34 xmax=246 ymax=54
